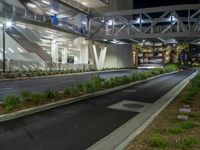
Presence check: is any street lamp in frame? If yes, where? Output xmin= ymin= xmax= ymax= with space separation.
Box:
xmin=1 ymin=21 xmax=13 ymax=73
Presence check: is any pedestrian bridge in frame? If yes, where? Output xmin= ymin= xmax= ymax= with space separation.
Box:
xmin=89 ymin=4 xmax=200 ymax=44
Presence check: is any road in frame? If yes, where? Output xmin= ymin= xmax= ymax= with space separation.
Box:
xmin=0 ymin=69 xmax=194 ymax=150
xmin=0 ymin=70 xmax=133 ymax=101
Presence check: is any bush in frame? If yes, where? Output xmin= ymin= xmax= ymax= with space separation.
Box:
xmin=20 ymin=90 xmax=32 ymax=102
xmin=44 ymin=90 xmax=58 ymax=99
xmin=163 ymin=64 xmax=178 ymax=72
xmin=4 ymin=95 xmax=20 ymax=111
xmin=31 ymin=93 xmax=45 ymax=104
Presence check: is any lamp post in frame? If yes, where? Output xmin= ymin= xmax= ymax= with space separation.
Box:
xmin=1 ymin=21 xmax=12 ymax=73
xmin=2 ymin=24 xmax=5 ymax=73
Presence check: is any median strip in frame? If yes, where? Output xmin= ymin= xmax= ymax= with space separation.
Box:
xmin=0 ymin=64 xmax=178 ymax=122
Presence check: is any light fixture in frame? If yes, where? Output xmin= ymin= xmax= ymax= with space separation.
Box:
xmin=82 ymin=2 xmax=87 ymax=6
xmin=17 ymin=47 xmax=24 ymax=53
xmin=8 ymin=48 xmax=15 ymax=53
xmin=6 ymin=21 xmax=13 ymax=28
xmin=81 ymin=21 xmax=87 ymax=25
xmin=42 ymin=0 xmax=50 ymax=5
xmin=27 ymin=3 xmax=37 ymax=8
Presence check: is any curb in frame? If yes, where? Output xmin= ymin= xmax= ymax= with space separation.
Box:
xmin=0 ymin=69 xmax=133 ymax=82
xmin=87 ymin=70 xmax=198 ymax=150
xmin=0 ymin=71 xmax=178 ymax=123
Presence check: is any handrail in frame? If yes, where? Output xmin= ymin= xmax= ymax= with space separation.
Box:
xmin=0 ymin=1 xmax=88 ymax=36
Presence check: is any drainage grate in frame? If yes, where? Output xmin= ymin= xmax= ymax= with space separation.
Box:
xmin=108 ymin=100 xmax=152 ymax=113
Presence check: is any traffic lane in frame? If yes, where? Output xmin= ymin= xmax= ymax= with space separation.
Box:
xmin=0 ymin=70 xmax=134 ymax=101
xmin=0 ymin=70 xmax=194 ymax=150
xmin=0 ymin=101 xmax=136 ymax=150
xmin=123 ymin=70 xmax=194 ymax=103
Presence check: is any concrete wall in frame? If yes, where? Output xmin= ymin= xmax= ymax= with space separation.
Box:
xmin=104 ymin=44 xmax=132 ymax=68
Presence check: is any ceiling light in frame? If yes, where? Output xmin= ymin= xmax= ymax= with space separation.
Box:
xmin=82 ymin=2 xmax=87 ymax=6
xmin=41 ymin=39 xmax=51 ymax=43
xmin=27 ymin=3 xmax=37 ymax=8
xmin=81 ymin=21 xmax=87 ymax=25
xmin=42 ymin=0 xmax=50 ymax=5
xmin=17 ymin=47 xmax=24 ymax=53
xmin=8 ymin=48 xmax=15 ymax=53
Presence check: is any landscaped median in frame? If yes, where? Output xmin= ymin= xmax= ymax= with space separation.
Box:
xmin=0 ymin=64 xmax=178 ymax=122
xmin=126 ymin=71 xmax=200 ymax=150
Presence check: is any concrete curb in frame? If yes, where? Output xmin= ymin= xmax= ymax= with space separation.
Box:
xmin=0 ymin=69 xmax=133 ymax=82
xmin=0 ymin=71 xmax=178 ymax=123
xmin=87 ymin=70 xmax=198 ymax=150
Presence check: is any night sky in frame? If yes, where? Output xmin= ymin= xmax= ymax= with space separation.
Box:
xmin=133 ymin=0 xmax=200 ymax=9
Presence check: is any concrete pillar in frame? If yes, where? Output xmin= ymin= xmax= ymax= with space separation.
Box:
xmin=81 ymin=45 xmax=89 ymax=64
xmin=91 ymin=44 xmax=107 ymax=70
xmin=62 ymin=47 xmax=68 ymax=64
xmin=99 ymin=46 xmax=107 ymax=69
xmin=51 ymin=40 xmax=59 ymax=63
xmin=132 ymin=51 xmax=138 ymax=67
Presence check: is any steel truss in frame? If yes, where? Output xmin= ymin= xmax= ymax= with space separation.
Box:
xmin=89 ymin=4 xmax=200 ymax=43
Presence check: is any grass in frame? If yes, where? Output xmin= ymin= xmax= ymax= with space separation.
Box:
xmin=125 ymin=71 xmax=200 ymax=150
xmin=177 ymin=138 xmax=199 ymax=150
xmin=179 ymin=121 xmax=199 ymax=130
xmin=148 ymin=134 xmax=168 ymax=148
xmin=168 ymin=127 xmax=183 ymax=134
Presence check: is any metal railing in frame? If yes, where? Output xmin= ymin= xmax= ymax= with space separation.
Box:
xmin=0 ymin=60 xmax=94 ymax=71
xmin=0 ymin=1 xmax=88 ymax=36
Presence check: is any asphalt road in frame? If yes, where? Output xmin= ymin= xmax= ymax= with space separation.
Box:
xmin=0 ymin=70 xmax=133 ymax=101
xmin=0 ymin=69 xmax=194 ymax=150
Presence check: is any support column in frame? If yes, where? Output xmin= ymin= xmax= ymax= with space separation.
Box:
xmin=62 ymin=47 xmax=68 ymax=64
xmin=91 ymin=44 xmax=107 ymax=70
xmin=81 ymin=45 xmax=89 ymax=64
xmin=99 ymin=46 xmax=107 ymax=70
xmin=51 ymin=40 xmax=59 ymax=63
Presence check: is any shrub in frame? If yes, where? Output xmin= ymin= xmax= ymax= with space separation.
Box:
xmin=4 ymin=95 xmax=20 ymax=111
xmin=130 ymin=72 xmax=140 ymax=81
xmin=44 ymin=90 xmax=58 ymax=99
xmin=31 ymin=93 xmax=45 ymax=104
xmin=20 ymin=90 xmax=32 ymax=102
xmin=164 ymin=63 xmax=178 ymax=72
xmin=149 ymin=134 xmax=168 ymax=148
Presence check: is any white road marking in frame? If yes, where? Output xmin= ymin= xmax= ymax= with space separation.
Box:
xmin=0 ymin=87 xmax=14 ymax=91
xmin=108 ymin=100 xmax=152 ymax=113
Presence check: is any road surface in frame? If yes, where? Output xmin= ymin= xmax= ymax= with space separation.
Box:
xmin=0 ymin=70 xmax=194 ymax=150
xmin=0 ymin=70 xmax=133 ymax=101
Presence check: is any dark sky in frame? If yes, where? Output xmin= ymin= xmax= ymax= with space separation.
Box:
xmin=133 ymin=0 xmax=200 ymax=9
